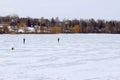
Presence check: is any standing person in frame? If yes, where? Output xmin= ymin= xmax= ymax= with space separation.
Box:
xmin=58 ymin=38 xmax=60 ymax=43
xmin=11 ymin=47 xmax=14 ymax=50
xmin=23 ymin=38 xmax=26 ymax=44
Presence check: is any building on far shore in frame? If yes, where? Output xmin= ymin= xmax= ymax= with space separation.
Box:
xmin=0 ymin=24 xmax=3 ymax=33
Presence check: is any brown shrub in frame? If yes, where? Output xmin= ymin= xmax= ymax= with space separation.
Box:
xmin=51 ymin=26 xmax=61 ymax=34
xmin=3 ymin=23 xmax=9 ymax=33
xmin=34 ymin=26 xmax=39 ymax=33
xmin=40 ymin=26 xmax=45 ymax=32
xmin=70 ymin=25 xmax=80 ymax=33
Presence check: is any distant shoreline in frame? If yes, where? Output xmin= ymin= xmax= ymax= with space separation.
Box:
xmin=0 ymin=33 xmax=119 ymax=34
xmin=0 ymin=16 xmax=120 ymax=34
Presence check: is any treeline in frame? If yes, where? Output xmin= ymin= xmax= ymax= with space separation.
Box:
xmin=0 ymin=15 xmax=120 ymax=34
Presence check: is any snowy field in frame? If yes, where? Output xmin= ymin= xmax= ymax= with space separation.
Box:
xmin=0 ymin=34 xmax=120 ymax=80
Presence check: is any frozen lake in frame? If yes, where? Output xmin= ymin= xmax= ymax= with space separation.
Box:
xmin=0 ymin=34 xmax=120 ymax=80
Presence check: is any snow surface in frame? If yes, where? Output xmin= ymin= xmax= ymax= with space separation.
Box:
xmin=0 ymin=34 xmax=120 ymax=80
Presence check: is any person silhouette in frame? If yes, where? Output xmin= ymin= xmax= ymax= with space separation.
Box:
xmin=58 ymin=38 xmax=60 ymax=43
xmin=11 ymin=47 xmax=14 ymax=50
xmin=23 ymin=38 xmax=26 ymax=44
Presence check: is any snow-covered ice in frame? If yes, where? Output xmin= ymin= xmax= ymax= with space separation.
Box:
xmin=0 ymin=34 xmax=120 ymax=80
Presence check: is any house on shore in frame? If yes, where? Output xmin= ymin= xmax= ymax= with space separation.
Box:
xmin=0 ymin=24 xmax=3 ymax=33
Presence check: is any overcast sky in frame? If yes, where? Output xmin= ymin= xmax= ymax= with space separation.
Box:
xmin=0 ymin=0 xmax=120 ymax=20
